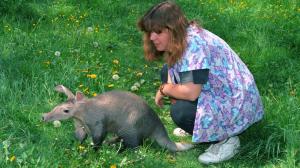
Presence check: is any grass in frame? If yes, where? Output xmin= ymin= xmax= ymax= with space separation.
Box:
xmin=0 ymin=0 xmax=299 ymax=167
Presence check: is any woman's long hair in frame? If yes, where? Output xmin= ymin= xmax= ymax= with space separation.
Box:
xmin=137 ymin=1 xmax=189 ymax=66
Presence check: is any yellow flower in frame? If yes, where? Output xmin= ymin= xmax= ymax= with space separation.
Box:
xmin=110 ymin=164 xmax=117 ymax=168
xmin=43 ymin=61 xmax=51 ymax=65
xmin=108 ymin=84 xmax=114 ymax=88
xmin=87 ymin=74 xmax=97 ymax=79
xmin=78 ymin=145 xmax=85 ymax=151
xmin=136 ymin=72 xmax=143 ymax=77
xmin=113 ymin=59 xmax=119 ymax=64
xmin=9 ymin=155 xmax=16 ymax=162
xmin=92 ymin=93 xmax=97 ymax=97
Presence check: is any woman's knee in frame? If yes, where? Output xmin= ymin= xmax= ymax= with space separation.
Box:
xmin=170 ymin=100 xmax=197 ymax=124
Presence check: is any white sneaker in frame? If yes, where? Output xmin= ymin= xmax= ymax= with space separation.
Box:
xmin=198 ymin=136 xmax=240 ymax=164
xmin=173 ymin=128 xmax=189 ymax=137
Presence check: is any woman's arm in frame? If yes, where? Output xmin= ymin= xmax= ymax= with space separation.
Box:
xmin=161 ymin=82 xmax=202 ymax=101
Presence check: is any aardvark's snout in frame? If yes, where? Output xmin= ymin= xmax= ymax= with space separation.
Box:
xmin=41 ymin=113 xmax=50 ymax=122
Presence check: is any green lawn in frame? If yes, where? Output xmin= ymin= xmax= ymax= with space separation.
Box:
xmin=1 ymin=0 xmax=299 ymax=167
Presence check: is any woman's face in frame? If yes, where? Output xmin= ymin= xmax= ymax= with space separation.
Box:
xmin=149 ymin=29 xmax=170 ymax=51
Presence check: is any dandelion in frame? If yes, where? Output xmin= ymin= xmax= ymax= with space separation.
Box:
xmin=140 ymin=79 xmax=145 ymax=84
xmin=134 ymin=82 xmax=140 ymax=88
xmin=131 ymin=85 xmax=138 ymax=91
xmin=110 ymin=164 xmax=117 ymax=168
xmin=92 ymin=93 xmax=97 ymax=97
xmin=19 ymin=143 xmax=25 ymax=149
xmin=113 ymin=59 xmax=119 ymax=64
xmin=3 ymin=140 xmax=10 ymax=161
xmin=53 ymin=120 xmax=61 ymax=128
xmin=87 ymin=74 xmax=97 ymax=79
xmin=108 ymin=84 xmax=114 ymax=88
xmin=54 ymin=51 xmax=61 ymax=57
xmin=112 ymin=74 xmax=120 ymax=80
xmin=78 ymin=145 xmax=85 ymax=151
xmin=3 ymin=140 xmax=10 ymax=149
xmin=9 ymin=155 xmax=16 ymax=162
xmin=87 ymin=27 xmax=93 ymax=32
xmin=93 ymin=42 xmax=99 ymax=48
xmin=95 ymin=27 xmax=99 ymax=33
xmin=43 ymin=61 xmax=51 ymax=65
xmin=136 ymin=72 xmax=143 ymax=77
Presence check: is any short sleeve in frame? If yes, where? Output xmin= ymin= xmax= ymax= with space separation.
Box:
xmin=179 ymin=69 xmax=209 ymax=84
xmin=175 ymin=27 xmax=211 ymax=73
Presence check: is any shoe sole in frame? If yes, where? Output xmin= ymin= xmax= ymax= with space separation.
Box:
xmin=198 ymin=148 xmax=239 ymax=164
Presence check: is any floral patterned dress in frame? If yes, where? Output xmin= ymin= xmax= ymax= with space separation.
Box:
xmin=168 ymin=25 xmax=264 ymax=143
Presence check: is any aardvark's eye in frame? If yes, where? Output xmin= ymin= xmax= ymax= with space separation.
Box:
xmin=63 ymin=109 xmax=69 ymax=113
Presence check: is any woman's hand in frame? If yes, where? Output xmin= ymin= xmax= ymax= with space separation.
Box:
xmin=155 ymin=89 xmax=165 ymax=107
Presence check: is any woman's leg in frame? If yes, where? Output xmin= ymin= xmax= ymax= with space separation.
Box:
xmin=170 ymin=99 xmax=197 ymax=135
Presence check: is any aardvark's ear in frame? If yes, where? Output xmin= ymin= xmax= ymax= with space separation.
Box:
xmin=55 ymin=85 xmax=75 ymax=100
xmin=75 ymin=91 xmax=85 ymax=103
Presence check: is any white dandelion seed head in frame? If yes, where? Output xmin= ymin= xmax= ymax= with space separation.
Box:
xmin=134 ymin=82 xmax=140 ymax=88
xmin=93 ymin=42 xmax=99 ymax=48
xmin=112 ymin=74 xmax=120 ymax=80
xmin=131 ymin=85 xmax=138 ymax=91
xmin=87 ymin=27 xmax=93 ymax=32
xmin=53 ymin=120 xmax=61 ymax=128
xmin=2 ymin=140 xmax=10 ymax=148
xmin=140 ymin=79 xmax=145 ymax=84
xmin=54 ymin=51 xmax=61 ymax=57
